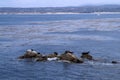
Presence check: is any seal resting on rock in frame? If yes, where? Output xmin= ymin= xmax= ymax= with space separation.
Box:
xmin=58 ymin=50 xmax=83 ymax=63
xmin=18 ymin=49 xmax=42 ymax=59
xmin=46 ymin=52 xmax=58 ymax=58
xmin=36 ymin=52 xmax=59 ymax=61
xmin=46 ymin=52 xmax=58 ymax=61
xmin=81 ymin=51 xmax=93 ymax=60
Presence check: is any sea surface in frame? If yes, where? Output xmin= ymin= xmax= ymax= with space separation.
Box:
xmin=0 ymin=14 xmax=120 ymax=80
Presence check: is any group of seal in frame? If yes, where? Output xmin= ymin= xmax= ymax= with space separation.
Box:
xmin=18 ymin=49 xmax=118 ymax=64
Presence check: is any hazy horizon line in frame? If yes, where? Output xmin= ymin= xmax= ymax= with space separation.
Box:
xmin=0 ymin=4 xmax=120 ymax=8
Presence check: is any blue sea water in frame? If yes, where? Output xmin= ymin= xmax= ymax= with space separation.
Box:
xmin=0 ymin=14 xmax=120 ymax=80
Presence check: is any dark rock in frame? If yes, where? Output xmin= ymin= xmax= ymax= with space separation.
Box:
xmin=81 ymin=51 xmax=93 ymax=60
xmin=112 ymin=61 xmax=118 ymax=64
xmin=59 ymin=51 xmax=83 ymax=63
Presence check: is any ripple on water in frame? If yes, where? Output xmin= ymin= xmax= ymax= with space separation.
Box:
xmin=0 ymin=18 xmax=120 ymax=80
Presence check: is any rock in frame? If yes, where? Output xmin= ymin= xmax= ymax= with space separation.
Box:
xmin=46 ymin=52 xmax=58 ymax=58
xmin=59 ymin=50 xmax=83 ymax=63
xmin=81 ymin=51 xmax=93 ymax=60
xmin=35 ymin=56 xmax=47 ymax=61
xmin=18 ymin=49 xmax=42 ymax=59
xmin=111 ymin=61 xmax=118 ymax=64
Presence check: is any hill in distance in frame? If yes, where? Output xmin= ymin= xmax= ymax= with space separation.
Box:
xmin=0 ymin=4 xmax=120 ymax=14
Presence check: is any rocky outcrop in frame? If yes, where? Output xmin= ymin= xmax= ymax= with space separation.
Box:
xmin=81 ymin=51 xmax=93 ymax=60
xmin=58 ymin=51 xmax=83 ymax=63
xmin=18 ymin=49 xmax=118 ymax=64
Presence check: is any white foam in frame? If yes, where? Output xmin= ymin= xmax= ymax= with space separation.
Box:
xmin=87 ymin=61 xmax=114 ymax=66
xmin=47 ymin=57 xmax=58 ymax=61
xmin=58 ymin=60 xmax=71 ymax=63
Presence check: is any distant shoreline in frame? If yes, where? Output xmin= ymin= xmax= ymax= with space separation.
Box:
xmin=0 ymin=12 xmax=120 ymax=15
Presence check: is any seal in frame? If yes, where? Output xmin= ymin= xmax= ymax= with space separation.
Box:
xmin=58 ymin=50 xmax=83 ymax=63
xmin=81 ymin=51 xmax=93 ymax=60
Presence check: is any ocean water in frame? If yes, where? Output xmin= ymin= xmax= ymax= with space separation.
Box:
xmin=0 ymin=14 xmax=120 ymax=80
